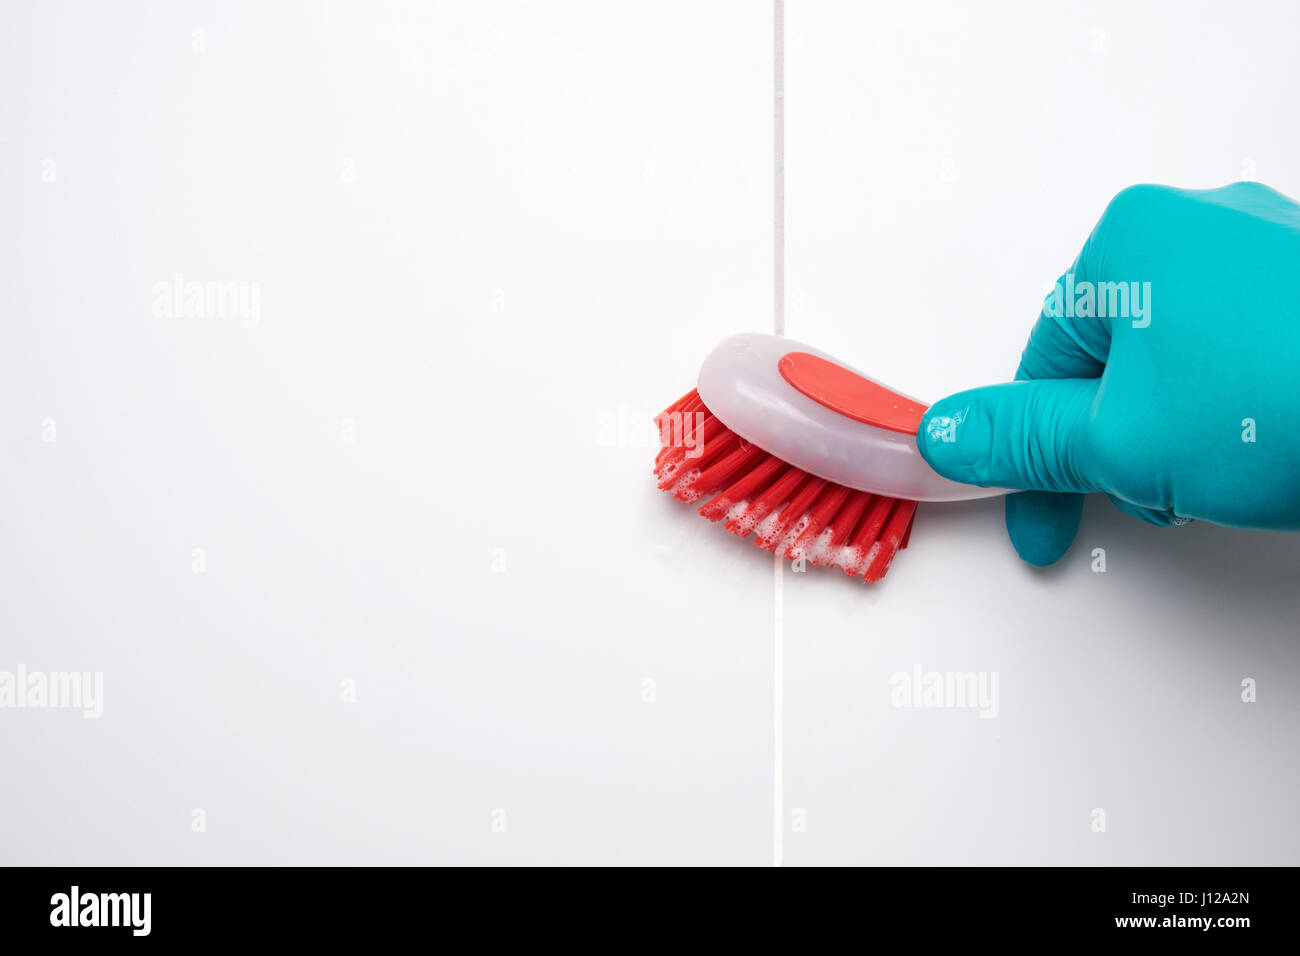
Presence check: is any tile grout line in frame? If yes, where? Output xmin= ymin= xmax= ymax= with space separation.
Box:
xmin=773 ymin=0 xmax=785 ymax=337
xmin=772 ymin=0 xmax=785 ymax=869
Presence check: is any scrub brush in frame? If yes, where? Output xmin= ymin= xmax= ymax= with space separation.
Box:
xmin=653 ymin=333 xmax=1002 ymax=582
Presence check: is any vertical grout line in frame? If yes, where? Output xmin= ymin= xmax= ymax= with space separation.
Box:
xmin=773 ymin=0 xmax=785 ymax=336
xmin=772 ymin=0 xmax=785 ymax=869
xmin=773 ymin=551 xmax=784 ymax=867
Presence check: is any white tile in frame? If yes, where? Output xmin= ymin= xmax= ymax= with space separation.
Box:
xmin=783 ymin=0 xmax=1300 ymax=864
xmin=0 ymin=0 xmax=772 ymax=864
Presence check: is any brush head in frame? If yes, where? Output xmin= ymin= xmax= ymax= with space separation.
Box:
xmin=654 ymin=388 xmax=916 ymax=583
xmin=654 ymin=333 xmax=1003 ymax=582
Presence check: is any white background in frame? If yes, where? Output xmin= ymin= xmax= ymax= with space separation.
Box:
xmin=1 ymin=0 xmax=1297 ymax=865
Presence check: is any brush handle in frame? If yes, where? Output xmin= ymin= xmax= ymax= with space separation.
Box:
xmin=697 ymin=333 xmax=1008 ymax=503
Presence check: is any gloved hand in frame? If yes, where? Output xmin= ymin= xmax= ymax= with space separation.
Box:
xmin=916 ymin=182 xmax=1300 ymax=566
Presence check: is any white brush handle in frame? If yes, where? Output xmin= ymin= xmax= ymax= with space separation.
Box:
xmin=696 ymin=333 xmax=1007 ymax=503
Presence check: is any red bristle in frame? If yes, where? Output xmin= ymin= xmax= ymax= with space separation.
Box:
xmin=725 ymin=464 xmax=808 ymax=537
xmin=863 ymin=499 xmax=918 ymax=582
xmin=698 ymin=452 xmax=787 ymax=522
xmin=664 ymin=434 xmax=742 ymax=500
xmin=655 ymin=409 xmax=723 ymax=476
xmin=899 ymin=510 xmax=916 ymax=550
xmin=756 ymin=476 xmax=828 ymax=552
xmin=831 ymin=491 xmax=874 ymax=544
xmin=853 ymin=495 xmax=897 ymax=548
xmin=664 ymin=394 xmax=706 ymax=440
xmin=688 ymin=441 xmax=768 ymax=501
xmin=840 ymin=495 xmax=892 ymax=578
xmin=653 ymin=390 xmax=920 ymax=583
xmin=660 ymin=403 xmax=722 ymax=463
xmin=808 ymin=490 xmax=873 ymax=567
xmin=786 ymin=485 xmax=852 ymax=561
xmin=680 ymin=425 xmax=739 ymax=471
xmin=658 ymin=429 xmax=738 ymax=493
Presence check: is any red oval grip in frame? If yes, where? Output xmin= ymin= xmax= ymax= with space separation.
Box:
xmin=777 ymin=351 xmax=928 ymax=435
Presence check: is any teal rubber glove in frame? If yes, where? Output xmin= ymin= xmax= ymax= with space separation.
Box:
xmin=916 ymin=182 xmax=1300 ymax=566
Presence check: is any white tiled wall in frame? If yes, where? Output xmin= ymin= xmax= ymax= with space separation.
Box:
xmin=1 ymin=0 xmax=1297 ymax=865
